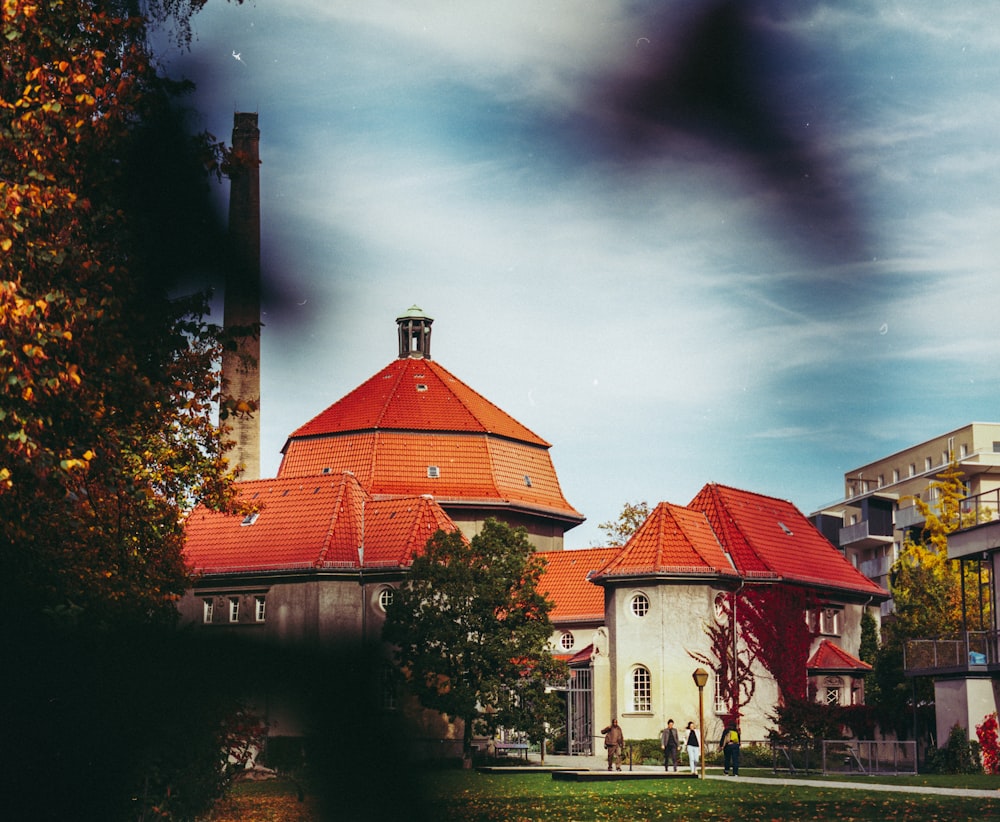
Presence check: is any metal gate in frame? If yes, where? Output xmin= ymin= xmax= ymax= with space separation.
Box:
xmin=565 ymin=667 xmax=593 ymax=755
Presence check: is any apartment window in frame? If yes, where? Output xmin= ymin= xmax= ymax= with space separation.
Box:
xmin=892 ymin=469 xmax=900 ymax=483
xmin=631 ymin=666 xmax=652 ymax=712
xmin=994 ymin=441 xmax=1000 ymax=454
xmin=825 ymin=677 xmax=843 ymax=706
xmin=560 ymin=631 xmax=575 ymax=651
xmin=877 ymin=475 xmax=884 ymax=489
xmin=228 ymin=597 xmax=240 ymax=623
xmin=202 ymin=599 xmax=214 ymax=624
xmin=924 ymin=457 xmax=932 ymax=471
xmin=908 ymin=463 xmax=915 ymax=477
xmin=254 ymin=596 xmax=266 ymax=623
xmin=378 ymin=587 xmax=394 ymax=611
xmin=631 ymin=593 xmax=650 ymax=617
xmin=941 ymin=451 xmax=947 ymax=466
xmin=960 ymin=444 xmax=969 ymax=459
xmin=819 ymin=608 xmax=841 ymax=636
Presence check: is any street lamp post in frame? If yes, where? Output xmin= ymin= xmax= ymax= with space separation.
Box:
xmin=692 ymin=668 xmax=709 ymax=779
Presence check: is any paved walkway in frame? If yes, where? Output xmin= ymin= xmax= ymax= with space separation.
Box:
xmin=487 ymin=753 xmax=1000 ymax=799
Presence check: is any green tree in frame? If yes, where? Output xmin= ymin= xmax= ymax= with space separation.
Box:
xmin=598 ymin=500 xmax=650 ymax=546
xmin=382 ymin=519 xmax=566 ymax=763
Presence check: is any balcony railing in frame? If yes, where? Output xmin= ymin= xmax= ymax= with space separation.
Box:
xmin=858 ymin=555 xmax=891 ymax=580
xmin=903 ymin=631 xmax=998 ymax=675
xmin=958 ymin=488 xmax=1000 ymax=529
xmin=839 ymin=519 xmax=893 ymax=547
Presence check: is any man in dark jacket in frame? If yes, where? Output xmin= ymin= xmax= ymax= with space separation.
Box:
xmin=601 ymin=718 xmax=625 ymax=771
xmin=720 ymin=723 xmax=740 ymax=775
xmin=660 ymin=719 xmax=680 ymax=771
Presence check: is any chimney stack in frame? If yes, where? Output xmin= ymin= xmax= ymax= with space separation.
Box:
xmin=221 ymin=112 xmax=261 ymax=480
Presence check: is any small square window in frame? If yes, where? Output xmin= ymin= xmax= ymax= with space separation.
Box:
xmin=241 ymin=512 xmax=259 ymax=526
xmin=427 ymin=466 xmax=440 ymax=479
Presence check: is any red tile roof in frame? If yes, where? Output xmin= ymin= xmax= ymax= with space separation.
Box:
xmin=593 ymin=502 xmax=740 ymax=580
xmin=276 ymin=357 xmax=583 ymax=524
xmin=538 ymin=548 xmax=618 ymax=622
xmin=278 ymin=431 xmax=582 ymax=521
xmin=287 ymin=357 xmax=549 ymax=445
xmin=689 ymin=484 xmax=888 ymax=599
xmin=183 ymin=472 xmax=456 ymax=575
xmin=807 ymin=639 xmax=872 ymax=672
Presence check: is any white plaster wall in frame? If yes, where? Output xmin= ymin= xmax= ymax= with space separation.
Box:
xmin=934 ymin=677 xmax=999 ymax=747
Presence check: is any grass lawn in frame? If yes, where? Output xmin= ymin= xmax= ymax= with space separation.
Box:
xmin=204 ymin=769 xmax=1000 ymax=821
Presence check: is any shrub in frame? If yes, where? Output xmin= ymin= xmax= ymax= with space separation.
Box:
xmin=924 ymin=724 xmax=982 ymax=774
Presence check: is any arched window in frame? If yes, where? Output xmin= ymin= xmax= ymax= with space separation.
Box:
xmin=378 ymin=587 xmax=394 ymax=611
xmin=631 ymin=665 xmax=652 ymax=712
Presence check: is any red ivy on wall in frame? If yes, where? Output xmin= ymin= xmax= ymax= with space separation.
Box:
xmin=739 ymin=585 xmax=819 ymax=703
xmin=977 ymin=712 xmax=999 ymax=774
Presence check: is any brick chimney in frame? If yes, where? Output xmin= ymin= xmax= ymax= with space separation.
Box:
xmin=221 ymin=112 xmax=261 ymax=479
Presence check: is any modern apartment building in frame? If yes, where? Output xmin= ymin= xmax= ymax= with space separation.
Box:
xmin=811 ymin=423 xmax=1000 ymax=614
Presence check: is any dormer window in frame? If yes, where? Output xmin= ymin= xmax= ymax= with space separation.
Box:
xmin=427 ymin=466 xmax=440 ymax=479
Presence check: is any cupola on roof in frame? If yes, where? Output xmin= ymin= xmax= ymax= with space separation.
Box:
xmin=396 ymin=305 xmax=433 ymax=359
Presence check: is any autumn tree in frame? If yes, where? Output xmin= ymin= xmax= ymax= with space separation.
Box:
xmin=0 ymin=0 xmax=249 ymax=626
xmin=869 ymin=461 xmax=989 ymax=739
xmin=382 ymin=520 xmax=566 ymax=764
xmin=2 ymin=2 xmax=257 ymax=816
xmin=598 ymin=500 xmax=650 ymax=546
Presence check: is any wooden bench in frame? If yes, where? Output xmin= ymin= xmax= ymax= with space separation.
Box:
xmin=494 ymin=742 xmax=529 ymax=760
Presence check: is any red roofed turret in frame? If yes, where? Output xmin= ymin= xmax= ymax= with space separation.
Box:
xmin=276 ymin=308 xmax=583 ymax=550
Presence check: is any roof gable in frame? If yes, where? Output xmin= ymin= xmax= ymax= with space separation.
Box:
xmin=689 ymin=484 xmax=888 ymax=598
xmin=592 ymin=502 xmax=740 ymax=580
xmin=808 ymin=639 xmax=872 ymax=672
xmin=538 ymin=548 xmax=618 ymax=622
xmin=183 ymin=473 xmax=456 ymax=575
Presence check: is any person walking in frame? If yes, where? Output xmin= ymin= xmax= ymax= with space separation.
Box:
xmin=600 ymin=718 xmax=625 ymax=771
xmin=684 ymin=721 xmax=701 ymax=775
xmin=660 ymin=719 xmax=680 ymax=771
xmin=720 ymin=722 xmax=741 ymax=776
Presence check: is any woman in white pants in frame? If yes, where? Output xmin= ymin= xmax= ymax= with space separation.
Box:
xmin=685 ymin=721 xmax=701 ymax=774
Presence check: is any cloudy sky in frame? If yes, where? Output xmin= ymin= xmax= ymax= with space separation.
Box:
xmin=161 ymin=1 xmax=1000 ymax=549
